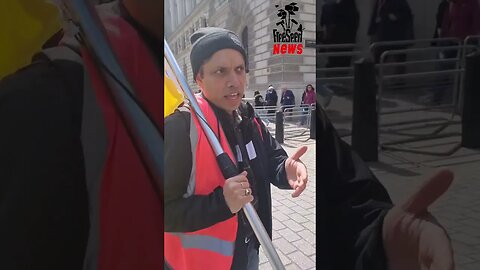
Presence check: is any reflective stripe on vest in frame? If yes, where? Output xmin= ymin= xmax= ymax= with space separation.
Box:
xmin=165 ymin=96 xmax=238 ymax=270
xmin=184 ymin=105 xmax=198 ymax=198
xmin=171 ymin=233 xmax=235 ymax=256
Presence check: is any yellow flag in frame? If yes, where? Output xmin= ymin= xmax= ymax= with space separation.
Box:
xmin=0 ymin=0 xmax=61 ymax=79
xmin=164 ymin=58 xmax=185 ymax=117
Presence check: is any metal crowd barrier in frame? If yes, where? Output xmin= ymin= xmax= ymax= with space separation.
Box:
xmin=282 ymin=104 xmax=316 ymax=141
xmin=253 ymin=105 xmax=278 ymax=126
xmin=316 ymin=43 xmax=366 ymax=97
xmin=253 ymin=104 xmax=315 ymax=142
xmin=374 ymin=41 xmax=479 ymax=155
xmin=458 ymin=35 xmax=480 ymax=112
xmin=369 ymin=37 xmax=461 ymax=54
xmin=465 ymin=35 xmax=480 ymax=46
xmin=319 ymin=37 xmax=480 ymax=156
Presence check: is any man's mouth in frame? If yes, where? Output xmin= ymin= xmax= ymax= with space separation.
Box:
xmin=225 ymin=92 xmax=240 ymax=100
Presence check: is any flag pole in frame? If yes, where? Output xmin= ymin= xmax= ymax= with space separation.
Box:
xmin=61 ymin=0 xmax=164 ymax=195
xmin=164 ymin=39 xmax=285 ymax=270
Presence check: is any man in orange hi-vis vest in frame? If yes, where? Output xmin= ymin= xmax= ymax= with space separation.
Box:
xmin=164 ymin=27 xmax=310 ymax=270
xmin=165 ymin=26 xmax=455 ymax=270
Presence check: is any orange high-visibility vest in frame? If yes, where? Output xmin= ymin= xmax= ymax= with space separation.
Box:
xmin=80 ymin=14 xmax=164 ymax=270
xmin=164 ymin=95 xmax=238 ymax=270
xmin=38 ymin=3 xmax=167 ymax=269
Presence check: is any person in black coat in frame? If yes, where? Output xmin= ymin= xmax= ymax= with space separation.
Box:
xmin=253 ymin=90 xmax=266 ymax=108
xmin=368 ymin=0 xmax=414 ymax=68
xmin=320 ymin=0 xmax=337 ymax=44
xmin=433 ymin=0 xmax=450 ymax=42
xmin=265 ymin=85 xmax=278 ymax=114
xmin=280 ymin=88 xmax=296 ymax=112
xmin=325 ymin=0 xmax=360 ymax=70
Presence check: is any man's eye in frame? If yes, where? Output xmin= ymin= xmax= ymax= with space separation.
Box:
xmin=236 ymin=67 xmax=245 ymax=72
xmin=215 ymin=69 xmax=224 ymax=74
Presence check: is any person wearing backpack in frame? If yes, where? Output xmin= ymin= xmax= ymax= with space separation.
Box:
xmin=264 ymin=85 xmax=278 ymax=115
xmin=253 ymin=90 xmax=266 ymax=108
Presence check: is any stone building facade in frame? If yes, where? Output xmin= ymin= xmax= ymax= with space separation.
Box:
xmin=165 ymin=0 xmax=316 ymax=102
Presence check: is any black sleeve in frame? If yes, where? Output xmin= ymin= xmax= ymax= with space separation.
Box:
xmin=255 ymin=116 xmax=290 ymax=189
xmin=164 ymin=110 xmax=234 ymax=232
xmin=0 ymin=61 xmax=89 ymax=270
xmin=395 ymin=0 xmax=413 ymax=22
xmin=315 ymin=107 xmax=393 ymax=269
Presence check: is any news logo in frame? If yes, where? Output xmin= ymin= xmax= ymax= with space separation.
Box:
xmin=272 ymin=2 xmax=305 ymax=55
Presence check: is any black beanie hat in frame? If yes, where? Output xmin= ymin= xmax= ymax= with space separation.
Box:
xmin=190 ymin=27 xmax=249 ymax=80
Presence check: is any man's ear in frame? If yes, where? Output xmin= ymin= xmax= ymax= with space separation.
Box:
xmin=195 ymin=73 xmax=204 ymax=90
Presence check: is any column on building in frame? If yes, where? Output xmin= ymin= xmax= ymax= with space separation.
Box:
xmin=186 ymin=0 xmax=193 ymax=15
xmin=181 ymin=0 xmax=188 ymax=21
xmin=170 ymin=0 xmax=178 ymax=30
xmin=176 ymin=0 xmax=182 ymax=23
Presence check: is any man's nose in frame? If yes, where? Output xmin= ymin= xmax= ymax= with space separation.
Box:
xmin=227 ymin=72 xmax=241 ymax=87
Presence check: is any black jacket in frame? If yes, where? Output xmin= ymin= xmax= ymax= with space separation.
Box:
xmin=433 ymin=0 xmax=449 ymax=40
xmin=0 ymin=53 xmax=89 ymax=270
xmin=265 ymin=88 xmax=278 ymax=106
xmin=254 ymin=94 xmax=265 ymax=107
xmin=332 ymin=0 xmax=360 ymax=44
xmin=280 ymin=90 xmax=295 ymax=107
xmin=368 ymin=0 xmax=414 ymax=42
xmin=315 ymin=107 xmax=393 ymax=269
xmin=165 ymin=100 xmax=291 ymax=270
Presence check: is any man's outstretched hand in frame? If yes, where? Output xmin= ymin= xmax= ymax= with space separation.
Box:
xmin=383 ymin=169 xmax=455 ymax=270
xmin=285 ymin=146 xmax=308 ymax=198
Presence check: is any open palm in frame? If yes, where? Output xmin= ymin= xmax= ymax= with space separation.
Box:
xmin=383 ymin=170 xmax=455 ymax=270
xmin=285 ymin=146 xmax=308 ymax=198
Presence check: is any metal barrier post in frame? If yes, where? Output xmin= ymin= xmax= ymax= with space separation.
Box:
xmin=352 ymin=58 xmax=378 ymax=161
xmin=275 ymin=110 xmax=284 ymax=143
xmin=461 ymin=52 xmax=480 ymax=148
xmin=310 ymin=107 xmax=316 ymax=139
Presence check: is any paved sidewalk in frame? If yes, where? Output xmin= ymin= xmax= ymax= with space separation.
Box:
xmin=259 ymin=132 xmax=316 ymax=270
